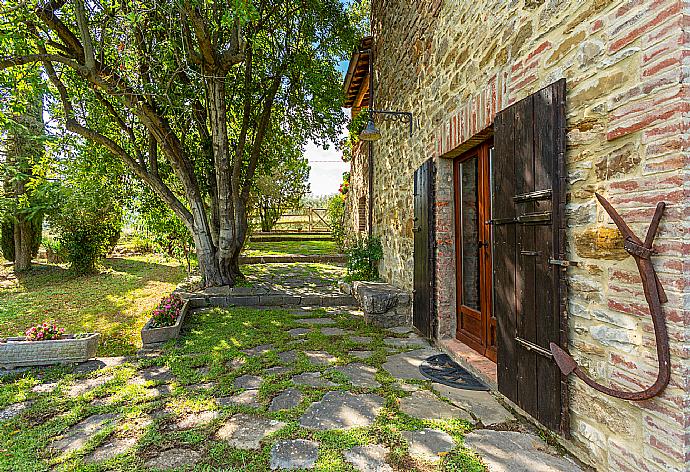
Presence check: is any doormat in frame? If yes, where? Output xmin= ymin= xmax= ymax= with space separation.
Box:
xmin=419 ymin=354 xmax=489 ymax=391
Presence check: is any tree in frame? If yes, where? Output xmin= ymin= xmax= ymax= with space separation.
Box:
xmin=0 ymin=0 xmax=355 ymax=287
xmin=0 ymin=69 xmax=52 ymax=271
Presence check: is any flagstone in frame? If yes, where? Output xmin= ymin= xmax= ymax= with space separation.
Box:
xmin=0 ymin=401 xmax=33 ymax=421
xmin=84 ymin=436 xmax=137 ymax=463
xmin=349 ymin=335 xmax=373 ymax=344
xmin=331 ymin=363 xmax=380 ymax=388
xmin=216 ymin=389 xmax=261 ymax=408
xmin=242 ymin=344 xmax=274 ymax=356
xmin=234 ymin=374 xmax=263 ymax=389
xmin=278 ymin=350 xmax=297 ymax=363
xmin=348 ymin=350 xmax=374 ymax=359
xmin=288 ymin=328 xmax=311 ymax=337
xmin=269 ymin=389 xmax=304 ymax=411
xmin=265 ymin=365 xmax=292 ymax=376
xmin=172 ymin=410 xmax=219 ymax=430
xmin=216 ymin=413 xmax=286 ymax=450
xmin=320 ymin=327 xmax=351 ymax=336
xmin=227 ymin=357 xmax=246 ymax=370
xmin=387 ymin=326 xmax=414 ymax=334
xmin=431 ymin=383 xmax=514 ymax=426
xmin=67 ymin=374 xmax=114 ymax=397
xmin=144 ymin=448 xmax=201 ymax=470
xmin=402 ymin=428 xmax=455 ymax=463
xmin=399 ymin=390 xmax=472 ymax=421
xmin=463 ymin=430 xmax=583 ymax=471
xmin=382 ymin=348 xmax=441 ymax=380
xmin=294 ymin=317 xmax=336 ymax=325
xmin=137 ymin=366 xmax=174 ymax=383
xmin=291 ymin=372 xmax=337 ymax=388
xmin=383 ymin=337 xmax=429 ymax=349
xmin=299 ymin=391 xmax=384 ymax=430
xmin=51 ymin=414 xmax=118 ymax=454
xmin=304 ymin=351 xmax=338 ymax=365
xmin=32 ymin=382 xmax=58 ymax=393
xmin=270 ymin=439 xmax=319 ymax=470
xmin=343 ymin=444 xmax=393 ymax=472
xmin=187 ymin=382 xmax=216 ymax=392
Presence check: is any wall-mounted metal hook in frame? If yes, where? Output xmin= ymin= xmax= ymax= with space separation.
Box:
xmin=550 ymin=193 xmax=671 ymax=401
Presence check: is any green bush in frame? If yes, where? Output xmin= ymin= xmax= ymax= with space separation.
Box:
xmin=42 ymin=238 xmax=67 ymax=264
xmin=50 ymin=184 xmax=123 ymax=275
xmin=327 ymin=194 xmax=346 ymax=250
xmin=345 ymin=235 xmax=383 ymax=281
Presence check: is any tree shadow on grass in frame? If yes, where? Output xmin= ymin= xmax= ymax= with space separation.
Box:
xmin=1 ymin=257 xmax=186 ymax=356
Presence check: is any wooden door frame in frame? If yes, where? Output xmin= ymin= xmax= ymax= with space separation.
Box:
xmin=453 ymin=140 xmax=496 ymax=362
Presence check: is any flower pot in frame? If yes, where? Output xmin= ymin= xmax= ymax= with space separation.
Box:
xmin=0 ymin=333 xmax=100 ymax=369
xmin=140 ymin=300 xmax=190 ymax=347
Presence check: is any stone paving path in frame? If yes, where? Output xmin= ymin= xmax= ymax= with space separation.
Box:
xmin=2 ymin=305 xmax=585 ymax=471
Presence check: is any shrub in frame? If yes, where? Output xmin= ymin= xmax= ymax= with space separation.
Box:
xmin=25 ymin=321 xmax=65 ymax=341
xmin=327 ymin=194 xmax=346 ymax=250
xmin=50 ymin=183 xmax=123 ymax=275
xmin=345 ymin=235 xmax=383 ymax=281
xmin=43 ymin=238 xmax=67 ymax=264
xmin=150 ymin=294 xmax=184 ymax=328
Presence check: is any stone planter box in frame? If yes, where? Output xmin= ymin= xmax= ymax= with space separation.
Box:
xmin=0 ymin=333 xmax=100 ymax=369
xmin=140 ymin=300 xmax=190 ymax=347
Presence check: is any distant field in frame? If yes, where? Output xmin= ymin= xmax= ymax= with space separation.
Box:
xmin=242 ymin=239 xmax=340 ymax=256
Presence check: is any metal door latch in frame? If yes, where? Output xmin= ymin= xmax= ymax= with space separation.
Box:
xmin=549 ymin=259 xmax=577 ymax=267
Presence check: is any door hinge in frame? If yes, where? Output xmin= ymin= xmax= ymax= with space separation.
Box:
xmin=515 ymin=336 xmax=553 ymax=359
xmin=549 ymin=259 xmax=578 ymax=267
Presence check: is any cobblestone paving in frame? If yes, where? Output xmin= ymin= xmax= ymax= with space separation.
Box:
xmin=0 ymin=305 xmax=583 ymax=471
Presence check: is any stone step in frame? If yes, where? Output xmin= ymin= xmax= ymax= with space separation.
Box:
xmin=239 ymin=254 xmax=346 ymax=264
xmin=184 ymin=294 xmax=357 ymax=308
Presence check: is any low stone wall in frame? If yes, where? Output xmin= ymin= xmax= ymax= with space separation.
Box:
xmin=348 ymin=281 xmax=411 ymax=328
xmin=177 ymin=289 xmax=356 ymax=308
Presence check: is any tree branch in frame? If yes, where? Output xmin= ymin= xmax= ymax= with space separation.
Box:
xmin=0 ymin=54 xmax=80 ymax=71
xmin=73 ymin=0 xmax=95 ymax=71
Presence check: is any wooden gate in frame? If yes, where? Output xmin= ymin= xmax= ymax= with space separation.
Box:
xmin=493 ymin=79 xmax=568 ymax=434
xmin=413 ymin=159 xmax=436 ymax=338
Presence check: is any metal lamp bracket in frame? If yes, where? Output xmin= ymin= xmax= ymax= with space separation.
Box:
xmin=370 ymin=110 xmax=413 ymax=137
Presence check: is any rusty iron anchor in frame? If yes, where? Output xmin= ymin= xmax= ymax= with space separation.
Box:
xmin=549 ymin=193 xmax=671 ymax=401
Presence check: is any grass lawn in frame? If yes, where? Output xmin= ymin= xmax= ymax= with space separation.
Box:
xmin=0 ymin=256 xmax=186 ymax=357
xmin=0 ymin=306 xmax=486 ymax=471
xmin=242 ymin=239 xmax=340 ymax=257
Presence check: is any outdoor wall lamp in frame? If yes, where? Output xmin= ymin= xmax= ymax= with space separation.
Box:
xmin=359 ymin=110 xmax=414 ymax=142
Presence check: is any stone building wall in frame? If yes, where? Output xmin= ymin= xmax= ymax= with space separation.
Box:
xmin=344 ymin=140 xmax=369 ymax=239
xmin=370 ymin=0 xmax=689 ymax=470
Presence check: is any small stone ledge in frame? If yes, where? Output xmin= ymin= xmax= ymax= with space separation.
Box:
xmin=177 ymin=293 xmax=356 ymax=308
xmin=351 ymin=281 xmax=411 ymax=328
xmin=239 ymin=254 xmax=346 ymax=264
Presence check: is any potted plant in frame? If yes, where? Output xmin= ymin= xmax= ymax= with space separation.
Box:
xmin=0 ymin=321 xmax=100 ymax=369
xmin=140 ymin=294 xmax=189 ymax=346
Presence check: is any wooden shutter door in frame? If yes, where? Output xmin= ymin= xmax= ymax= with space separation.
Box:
xmin=493 ymin=79 xmax=568 ymax=434
xmin=413 ymin=159 xmax=436 ymax=338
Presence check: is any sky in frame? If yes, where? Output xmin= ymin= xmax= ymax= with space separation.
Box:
xmin=304 ymin=60 xmax=351 ymax=197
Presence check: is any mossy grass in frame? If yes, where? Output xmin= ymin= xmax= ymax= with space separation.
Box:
xmin=0 ymin=306 xmax=486 ymax=471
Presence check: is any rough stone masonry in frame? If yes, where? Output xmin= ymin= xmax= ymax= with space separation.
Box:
xmin=343 ymin=1 xmax=690 ymax=471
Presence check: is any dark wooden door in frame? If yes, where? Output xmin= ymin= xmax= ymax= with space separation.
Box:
xmin=454 ymin=143 xmax=496 ymax=361
xmin=413 ymin=158 xmax=435 ymax=338
xmin=493 ymin=79 xmax=568 ymax=434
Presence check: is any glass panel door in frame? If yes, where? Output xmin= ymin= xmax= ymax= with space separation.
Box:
xmin=460 ymin=157 xmax=481 ymax=311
